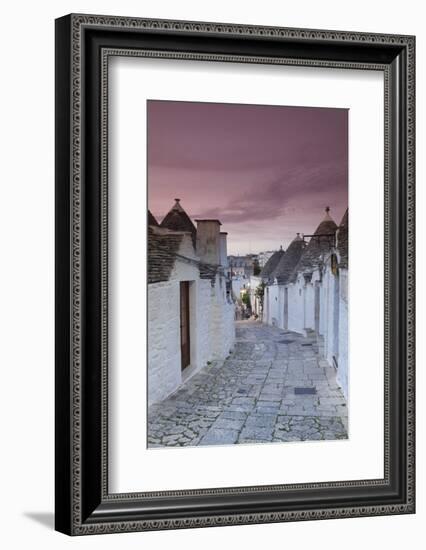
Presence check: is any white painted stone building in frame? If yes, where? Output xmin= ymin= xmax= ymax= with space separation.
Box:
xmin=249 ymin=246 xmax=284 ymax=322
xmin=262 ymin=208 xmax=349 ymax=399
xmin=322 ymin=209 xmax=349 ymax=397
xmin=248 ymin=274 xmax=262 ymax=317
xmin=263 ymin=235 xmax=306 ymax=329
xmin=231 ymin=276 xmax=250 ymax=302
xmin=227 ymin=254 xmax=256 ymax=278
xmin=148 ymin=200 xmax=235 ymax=406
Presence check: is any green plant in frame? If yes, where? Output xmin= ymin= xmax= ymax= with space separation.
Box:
xmin=255 ymin=281 xmax=266 ymax=306
xmin=241 ymin=292 xmax=251 ymax=307
xmin=253 ymin=258 xmax=261 ymax=276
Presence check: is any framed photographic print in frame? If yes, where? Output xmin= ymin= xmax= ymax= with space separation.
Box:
xmin=55 ymin=14 xmax=415 ymax=535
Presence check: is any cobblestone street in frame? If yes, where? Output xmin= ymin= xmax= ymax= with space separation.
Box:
xmin=148 ymin=321 xmax=348 ymax=447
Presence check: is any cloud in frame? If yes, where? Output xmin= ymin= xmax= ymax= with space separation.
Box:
xmin=191 ymin=161 xmax=347 ymax=225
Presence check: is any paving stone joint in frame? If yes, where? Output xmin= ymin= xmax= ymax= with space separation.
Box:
xmin=148 ymin=321 xmax=348 ymax=447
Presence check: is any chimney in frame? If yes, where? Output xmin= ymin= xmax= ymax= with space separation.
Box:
xmin=195 ymin=219 xmax=221 ymax=265
xmin=219 ymin=232 xmax=228 ymax=267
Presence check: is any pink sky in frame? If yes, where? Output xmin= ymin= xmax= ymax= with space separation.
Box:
xmin=148 ymin=100 xmax=348 ymax=255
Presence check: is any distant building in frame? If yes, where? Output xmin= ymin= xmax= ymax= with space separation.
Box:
xmin=262 ymin=235 xmax=305 ymax=329
xmin=248 ymin=246 xmax=284 ymax=318
xmin=148 ymin=200 xmax=235 ymax=406
xmin=231 ymin=277 xmax=250 ymax=303
xmin=227 ymin=254 xmax=256 ymax=278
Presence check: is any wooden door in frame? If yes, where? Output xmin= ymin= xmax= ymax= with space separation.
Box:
xmin=180 ymin=281 xmax=190 ymax=370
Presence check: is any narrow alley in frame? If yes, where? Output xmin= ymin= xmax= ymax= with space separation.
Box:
xmin=147 ymin=320 xmax=348 ymax=447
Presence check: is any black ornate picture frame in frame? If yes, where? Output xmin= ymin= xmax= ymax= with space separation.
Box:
xmin=55 ymin=14 xmax=415 ymax=535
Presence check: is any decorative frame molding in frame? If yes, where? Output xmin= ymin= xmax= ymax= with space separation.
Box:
xmin=55 ymin=14 xmax=415 ymax=535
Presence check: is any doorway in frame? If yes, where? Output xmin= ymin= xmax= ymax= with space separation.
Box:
xmin=180 ymin=281 xmax=190 ymax=370
xmin=284 ymin=287 xmax=288 ymax=330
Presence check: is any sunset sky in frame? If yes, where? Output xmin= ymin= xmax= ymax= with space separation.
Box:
xmin=148 ymin=100 xmax=348 ymax=255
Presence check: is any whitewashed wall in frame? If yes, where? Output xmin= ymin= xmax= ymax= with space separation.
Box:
xmin=323 ymin=264 xmax=338 ymax=367
xmin=266 ymin=284 xmax=280 ymax=326
xmin=277 ymin=286 xmax=285 ymax=328
xmin=210 ymin=274 xmax=235 ymax=359
xmin=337 ymin=269 xmax=349 ymax=399
xmin=231 ymin=276 xmax=249 ymax=301
xmin=148 ymin=235 xmax=235 ymax=406
xmin=193 ymin=279 xmax=213 ymax=370
xmin=320 ymin=257 xmax=348 ymax=398
xmin=319 ymin=278 xmax=328 ymax=337
xmin=304 ymin=282 xmax=315 ymax=331
xmin=147 ymin=236 xmax=201 ymax=406
xmin=323 ymin=266 xmax=333 ymax=363
xmin=249 ymin=275 xmax=262 ymax=315
xmin=263 ymin=283 xmax=285 ymax=327
xmin=287 ymin=277 xmax=305 ymax=334
xmin=263 ymin=286 xmax=269 ymax=324
xmin=148 ymin=279 xmax=181 ymax=406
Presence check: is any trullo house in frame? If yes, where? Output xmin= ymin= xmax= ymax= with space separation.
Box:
xmin=261 ymin=208 xmax=349 ymax=399
xmin=147 ymin=199 xmax=235 ymax=406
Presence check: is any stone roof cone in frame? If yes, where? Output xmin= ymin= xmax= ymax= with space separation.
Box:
xmin=289 ymin=207 xmax=338 ymax=281
xmin=259 ymin=245 xmax=285 ymax=282
xmin=322 ymin=206 xmax=333 ymax=221
xmin=314 ymin=206 xmax=338 ymax=235
xmin=270 ymin=233 xmax=306 ymax=284
xmin=337 ymin=208 xmax=349 ymax=268
xmin=339 ymin=208 xmax=348 ymax=228
xmin=148 ymin=210 xmax=159 ymax=226
xmin=160 ymin=198 xmax=197 ymax=244
xmin=148 ymin=226 xmax=185 ymax=284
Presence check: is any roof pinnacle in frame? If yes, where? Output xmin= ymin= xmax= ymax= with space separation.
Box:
xmin=172 ymin=198 xmax=184 ymax=212
xmin=323 ymin=206 xmax=332 ymax=221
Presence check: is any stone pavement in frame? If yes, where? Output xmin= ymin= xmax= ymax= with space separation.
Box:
xmin=148 ymin=321 xmax=348 ymax=447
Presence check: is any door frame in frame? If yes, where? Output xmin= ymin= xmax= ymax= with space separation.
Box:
xmin=180 ymin=281 xmax=191 ymax=371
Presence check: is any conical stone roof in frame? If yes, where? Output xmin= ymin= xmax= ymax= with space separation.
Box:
xmin=270 ymin=234 xmax=306 ymax=285
xmin=160 ymin=199 xmax=196 ymax=244
xmin=148 ymin=210 xmax=159 ymax=226
xmin=290 ymin=208 xmax=338 ymax=282
xmin=148 ymin=226 xmax=184 ymax=284
xmin=337 ymin=208 xmax=348 ymax=268
xmin=259 ymin=246 xmax=285 ymax=282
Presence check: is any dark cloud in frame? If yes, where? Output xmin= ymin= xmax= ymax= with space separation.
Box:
xmin=148 ymin=100 xmax=348 ymax=253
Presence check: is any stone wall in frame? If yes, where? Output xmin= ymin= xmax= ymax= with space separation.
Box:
xmin=319 ymin=279 xmax=328 ymax=337
xmin=323 ymin=264 xmax=338 ymax=367
xmin=249 ymin=275 xmax=262 ymax=316
xmin=277 ymin=286 xmax=285 ymax=328
xmin=261 ymin=252 xmax=348 ymax=400
xmin=287 ymin=276 xmax=305 ymax=334
xmin=266 ymin=283 xmax=279 ymax=326
xmin=210 ymin=274 xmax=235 ymax=359
xmin=337 ymin=269 xmax=349 ymax=399
xmin=148 ymin=279 xmax=181 ymax=406
xmin=304 ymin=282 xmax=315 ymax=331
xmin=148 ymin=236 xmax=200 ymax=406
xmin=148 ymin=234 xmax=235 ymax=406
xmin=321 ymin=255 xmax=348 ymax=399
xmin=196 ymin=220 xmax=221 ymax=265
xmin=231 ymin=276 xmax=249 ymax=301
